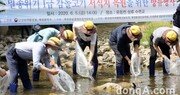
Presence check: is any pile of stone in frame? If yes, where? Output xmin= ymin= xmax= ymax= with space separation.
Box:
xmin=0 ymin=34 xmax=152 ymax=70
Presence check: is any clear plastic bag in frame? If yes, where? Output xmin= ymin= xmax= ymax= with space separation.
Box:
xmin=49 ymin=73 xmax=66 ymax=92
xmin=49 ymin=68 xmax=75 ymax=92
xmin=75 ymin=41 xmax=94 ymax=80
xmin=164 ymin=56 xmax=171 ymax=74
xmin=56 ymin=68 xmax=75 ymax=92
xmin=165 ymin=57 xmax=180 ymax=75
xmin=170 ymin=59 xmax=180 ymax=75
xmin=0 ymin=70 xmax=10 ymax=95
xmin=130 ymin=53 xmax=141 ymax=77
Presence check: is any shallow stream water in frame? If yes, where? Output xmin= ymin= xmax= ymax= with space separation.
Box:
xmin=6 ymin=67 xmax=180 ymax=95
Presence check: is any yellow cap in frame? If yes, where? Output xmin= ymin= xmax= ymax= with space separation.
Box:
xmin=46 ymin=37 xmax=61 ymax=48
xmin=63 ymin=30 xmax=74 ymax=41
xmin=84 ymin=20 xmax=94 ymax=30
xmin=166 ymin=30 xmax=177 ymax=42
xmin=129 ymin=25 xmax=141 ymax=36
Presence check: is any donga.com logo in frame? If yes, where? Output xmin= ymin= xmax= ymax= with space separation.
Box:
xmin=116 ymin=86 xmax=177 ymax=95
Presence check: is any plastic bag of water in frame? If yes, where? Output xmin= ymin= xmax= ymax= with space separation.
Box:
xmin=49 ymin=73 xmax=66 ymax=92
xmin=0 ymin=70 xmax=10 ymax=95
xmin=170 ymin=59 xmax=180 ymax=75
xmin=76 ymin=41 xmax=94 ymax=80
xmin=49 ymin=68 xmax=75 ymax=92
xmin=164 ymin=57 xmax=180 ymax=75
xmin=57 ymin=68 xmax=75 ymax=92
xmin=164 ymin=56 xmax=171 ymax=74
xmin=130 ymin=53 xmax=141 ymax=77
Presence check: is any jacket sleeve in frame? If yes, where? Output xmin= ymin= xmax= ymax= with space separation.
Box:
xmin=32 ymin=43 xmax=50 ymax=69
xmin=32 ymin=44 xmax=45 ymax=70
xmin=117 ymin=37 xmax=127 ymax=57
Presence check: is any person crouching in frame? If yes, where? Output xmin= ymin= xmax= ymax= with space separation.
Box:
xmin=6 ymin=37 xmax=60 ymax=94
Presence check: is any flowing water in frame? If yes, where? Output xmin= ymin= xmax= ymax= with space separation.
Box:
xmin=5 ymin=66 xmax=180 ymax=95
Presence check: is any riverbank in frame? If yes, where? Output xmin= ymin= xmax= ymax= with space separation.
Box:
xmin=0 ymin=22 xmax=173 ymax=71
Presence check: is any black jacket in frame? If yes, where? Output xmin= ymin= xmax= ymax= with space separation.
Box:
xmin=109 ymin=24 xmax=140 ymax=57
xmin=173 ymin=4 xmax=180 ymax=28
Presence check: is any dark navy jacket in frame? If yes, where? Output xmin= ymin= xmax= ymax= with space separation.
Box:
xmin=109 ymin=24 xmax=140 ymax=57
xmin=173 ymin=4 xmax=180 ymax=28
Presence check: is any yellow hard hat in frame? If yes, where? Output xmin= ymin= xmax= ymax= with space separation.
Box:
xmin=46 ymin=37 xmax=61 ymax=48
xmin=129 ymin=25 xmax=141 ymax=36
xmin=166 ymin=30 xmax=177 ymax=42
xmin=63 ymin=30 xmax=74 ymax=41
xmin=84 ymin=20 xmax=94 ymax=30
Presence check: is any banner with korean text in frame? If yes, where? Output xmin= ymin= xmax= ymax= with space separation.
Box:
xmin=0 ymin=0 xmax=179 ymax=26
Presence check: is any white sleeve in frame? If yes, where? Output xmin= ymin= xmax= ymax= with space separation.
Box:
xmin=73 ymin=21 xmax=84 ymax=28
xmin=91 ymin=33 xmax=97 ymax=45
xmin=32 ymin=44 xmax=45 ymax=70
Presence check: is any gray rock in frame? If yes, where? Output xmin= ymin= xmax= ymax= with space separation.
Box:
xmin=98 ymin=56 xmax=103 ymax=63
xmin=111 ymin=55 xmax=116 ymax=63
xmin=0 ymin=44 xmax=4 ymax=49
xmin=0 ymin=52 xmax=6 ymax=61
xmin=0 ymin=51 xmax=4 ymax=55
xmin=5 ymin=36 xmax=14 ymax=43
xmin=4 ymin=45 xmax=9 ymax=51
xmin=98 ymin=46 xmax=111 ymax=56
xmin=102 ymin=52 xmax=109 ymax=62
xmin=92 ymin=82 xmax=135 ymax=94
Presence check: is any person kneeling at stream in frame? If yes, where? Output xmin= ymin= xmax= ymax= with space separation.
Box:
xmin=5 ymin=37 xmax=60 ymax=94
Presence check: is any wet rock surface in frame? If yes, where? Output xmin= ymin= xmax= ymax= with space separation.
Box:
xmin=92 ymin=82 xmax=135 ymax=94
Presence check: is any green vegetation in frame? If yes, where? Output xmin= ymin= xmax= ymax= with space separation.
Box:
xmin=140 ymin=21 xmax=172 ymax=47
